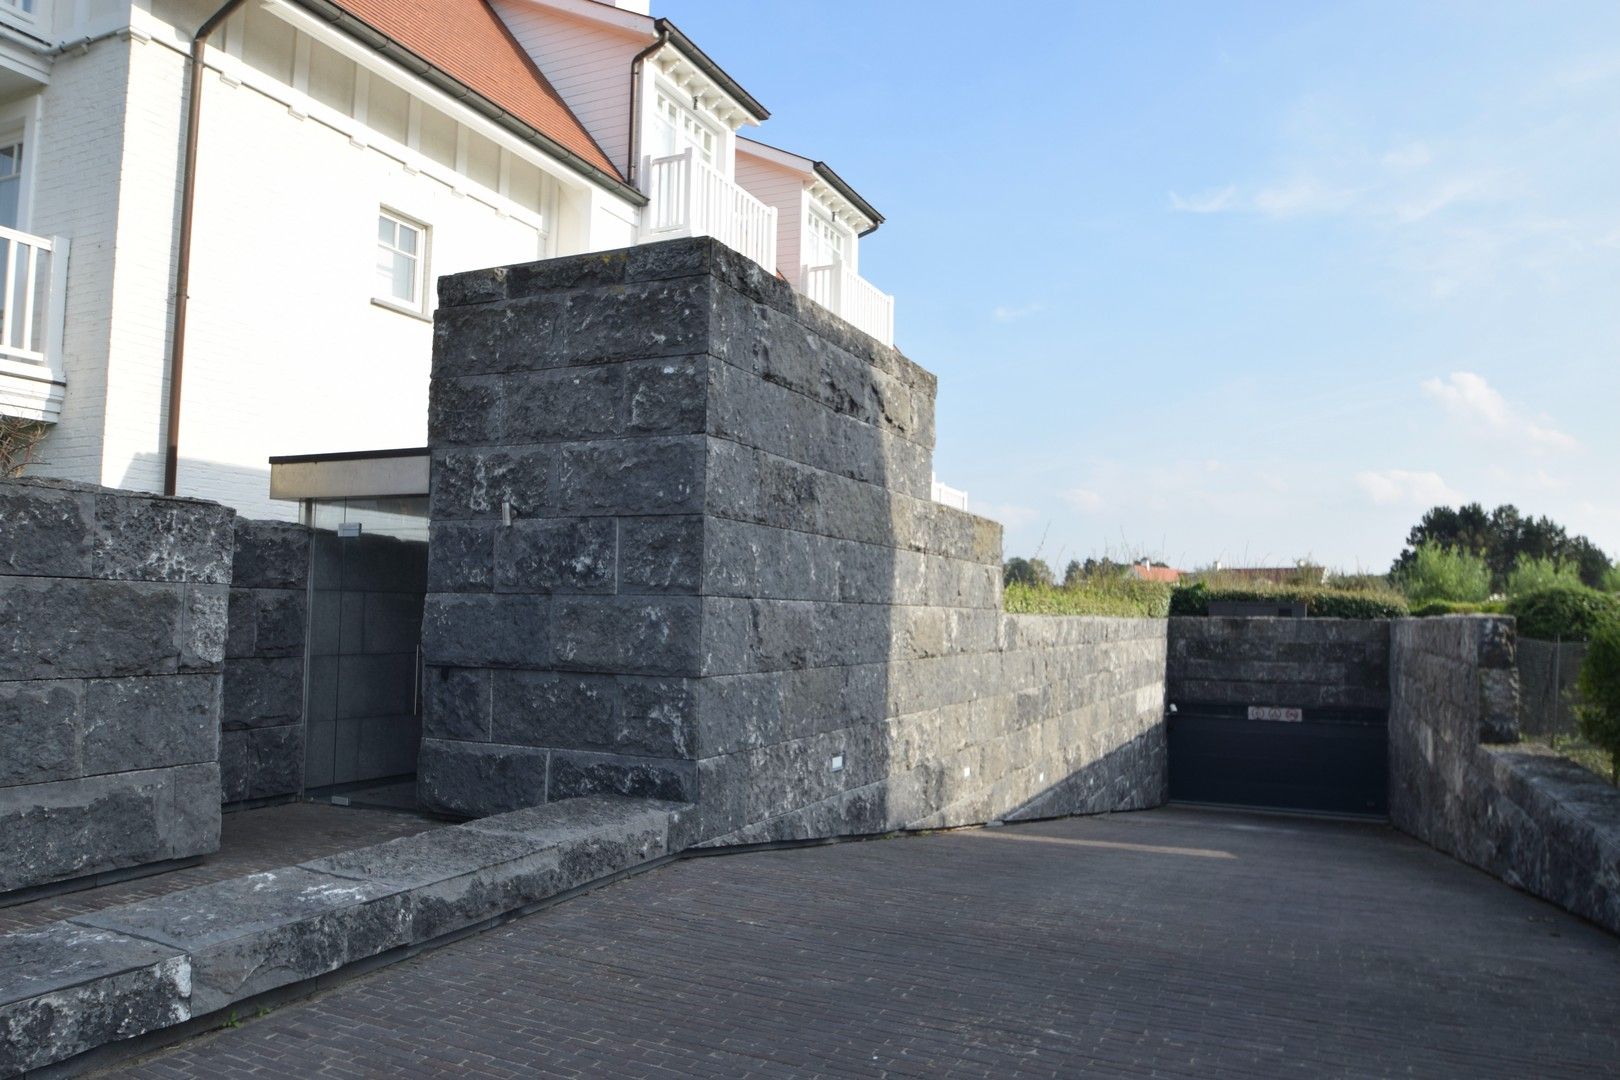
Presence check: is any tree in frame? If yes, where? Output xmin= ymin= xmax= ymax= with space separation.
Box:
xmin=1397 ymin=542 xmax=1490 ymax=603
xmin=1392 ymin=502 xmax=1614 ymax=591
xmin=1062 ymin=559 xmax=1083 ymax=588
xmin=1575 ymin=622 xmax=1620 ymax=785
xmin=1003 ymin=557 xmax=1054 ymax=588
xmin=1605 ymin=563 xmax=1620 ymax=594
xmin=1506 ymin=556 xmax=1579 ymax=598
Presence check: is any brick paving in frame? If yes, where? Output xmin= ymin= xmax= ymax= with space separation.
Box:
xmin=101 ymin=807 xmax=1620 ymax=1078
xmin=0 ymin=802 xmax=442 ymax=934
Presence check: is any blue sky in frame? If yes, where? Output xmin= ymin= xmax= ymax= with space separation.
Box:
xmin=660 ymin=1 xmax=1620 ymax=573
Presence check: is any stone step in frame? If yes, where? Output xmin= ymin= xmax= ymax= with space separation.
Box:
xmin=0 ymin=796 xmax=692 ymax=1077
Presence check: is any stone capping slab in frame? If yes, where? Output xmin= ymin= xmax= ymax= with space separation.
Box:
xmin=1 ymin=796 xmax=690 ymax=1077
xmin=1486 ymin=744 xmax=1620 ymax=856
xmin=0 ymin=922 xmax=190 ymax=1077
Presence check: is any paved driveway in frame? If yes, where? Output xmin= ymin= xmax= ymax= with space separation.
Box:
xmin=104 ymin=808 xmax=1620 ymax=1079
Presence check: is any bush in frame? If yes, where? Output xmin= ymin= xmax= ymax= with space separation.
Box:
xmin=1506 ymin=556 xmax=1580 ymax=597
xmin=1398 ymin=542 xmax=1491 ymax=604
xmin=1604 ymin=563 xmax=1620 ymax=594
xmin=1574 ymin=622 xmax=1620 ymax=784
xmin=1003 ymin=557 xmax=1054 ymax=588
xmin=1507 ymin=585 xmax=1620 ymax=642
xmin=1409 ymin=599 xmax=1508 ymax=618
xmin=1168 ymin=582 xmax=1407 ymax=620
xmin=1004 ymin=578 xmax=1172 ymax=618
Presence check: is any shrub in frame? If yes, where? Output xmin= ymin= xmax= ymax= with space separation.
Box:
xmin=1003 ymin=557 xmax=1054 ymax=588
xmin=1574 ymin=622 xmax=1620 ymax=784
xmin=1506 ymin=556 xmax=1580 ymax=598
xmin=1169 ymin=582 xmax=1407 ymax=620
xmin=1004 ymin=578 xmax=1172 ymax=618
xmin=1507 ymin=585 xmax=1620 ymax=642
xmin=1604 ymin=562 xmax=1620 ymax=594
xmin=1409 ymin=599 xmax=1508 ymax=618
xmin=0 ymin=417 xmax=48 ymax=478
xmin=1397 ymin=542 xmax=1491 ymax=604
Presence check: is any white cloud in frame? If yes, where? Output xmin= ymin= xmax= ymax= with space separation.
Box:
xmin=1355 ymin=470 xmax=1463 ymax=506
xmin=1420 ymin=371 xmax=1577 ymax=450
xmin=991 ymin=302 xmax=1043 ymax=323
xmin=1169 ymin=186 xmax=1239 ymax=214
xmin=1253 ymin=177 xmax=1362 ymax=218
xmin=1061 ymin=488 xmax=1104 ymax=512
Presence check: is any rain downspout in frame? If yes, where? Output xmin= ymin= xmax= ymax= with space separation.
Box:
xmin=163 ymin=0 xmax=250 ymax=496
xmin=625 ymin=26 xmax=669 ymax=187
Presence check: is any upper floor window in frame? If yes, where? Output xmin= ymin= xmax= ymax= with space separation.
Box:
xmin=0 ymin=142 xmax=22 ymax=231
xmin=653 ymin=89 xmax=717 ymax=167
xmin=376 ymin=210 xmax=426 ymax=310
xmin=806 ymin=209 xmax=847 ymax=269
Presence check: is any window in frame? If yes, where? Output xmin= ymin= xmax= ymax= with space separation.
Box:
xmin=376 ymin=210 xmax=426 ymax=309
xmin=806 ymin=208 xmax=846 ymax=268
xmin=652 ymin=89 xmax=718 ymax=166
xmin=0 ymin=141 xmax=22 ymax=231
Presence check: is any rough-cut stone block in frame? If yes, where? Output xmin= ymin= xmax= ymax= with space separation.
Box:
xmin=618 ymin=516 xmax=703 ymax=595
xmin=618 ymin=678 xmax=697 ymax=758
xmin=76 ymin=866 xmax=412 ymax=1014
xmin=220 ymin=725 xmax=302 ymax=805
xmin=0 ymin=763 xmax=220 ymax=894
xmin=559 ymin=277 xmax=711 ymax=364
xmin=465 ymin=794 xmax=680 ymax=891
xmin=433 ymin=294 xmax=564 ymax=377
xmin=83 ymin=674 xmax=218 ymax=775
xmin=423 ymin=666 xmax=491 ymax=742
xmin=0 ymin=922 xmax=190 ymax=1077
xmin=427 ymin=521 xmax=495 ymax=593
xmin=491 ymin=670 xmax=614 ymax=749
xmin=554 ymin=436 xmax=705 ymax=516
xmin=494 ymin=518 xmax=616 ymax=593
xmin=222 ymin=656 xmax=304 ymax=730
xmin=232 ymin=521 xmax=311 ymax=591
xmin=430 ymin=447 xmax=552 ymax=520
xmin=0 ymin=679 xmax=82 ymax=786
xmin=0 ymin=578 xmax=184 ymax=681
xmin=428 ymin=373 xmax=504 ymax=446
xmin=417 ymin=738 xmax=549 ymax=817
xmin=625 ymin=355 xmax=710 ymax=435
xmin=552 ymin=597 xmax=702 ymax=676
xmin=0 ymin=479 xmax=94 ymax=578
xmin=179 ymin=584 xmax=229 ymax=671
xmin=421 ymin=594 xmax=549 ymax=668
xmin=304 ymin=826 xmax=562 ymax=943
xmin=504 ymin=365 xmax=623 ymax=442
xmin=550 ymin=750 xmax=695 ymax=803
xmin=92 ymin=493 xmax=233 ymax=584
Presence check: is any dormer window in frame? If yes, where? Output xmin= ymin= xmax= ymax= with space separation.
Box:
xmin=806 ymin=208 xmax=848 ymax=268
xmin=653 ymin=89 xmax=718 ymax=167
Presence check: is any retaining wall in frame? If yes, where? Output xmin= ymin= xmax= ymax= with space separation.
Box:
xmin=0 ymin=479 xmax=230 ymax=895
xmin=1389 ymin=615 xmax=1620 ymax=935
xmin=418 ymin=237 xmax=1168 ymax=841
xmin=1167 ymin=616 xmax=1389 ymax=710
xmin=222 ymin=520 xmax=311 ymax=805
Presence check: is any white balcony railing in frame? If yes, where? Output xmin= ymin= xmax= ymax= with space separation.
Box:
xmin=0 ymin=225 xmax=70 ymax=423
xmin=803 ymin=262 xmax=895 ymax=347
xmin=644 ymin=148 xmax=777 ymax=272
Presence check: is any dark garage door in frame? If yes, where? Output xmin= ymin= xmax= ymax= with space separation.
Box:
xmin=1167 ymin=703 xmax=1387 ymax=816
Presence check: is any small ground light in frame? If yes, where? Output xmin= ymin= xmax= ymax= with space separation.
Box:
xmin=830 ymin=754 xmax=844 ymax=772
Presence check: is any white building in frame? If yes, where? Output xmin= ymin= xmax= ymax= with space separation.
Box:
xmin=0 ymin=0 xmax=900 ymax=518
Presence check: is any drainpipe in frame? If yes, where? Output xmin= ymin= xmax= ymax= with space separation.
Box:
xmin=163 ymin=0 xmax=250 ymax=496
xmin=625 ymin=26 xmax=670 ymax=188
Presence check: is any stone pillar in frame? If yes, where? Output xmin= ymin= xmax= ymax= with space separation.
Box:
xmin=221 ymin=519 xmax=311 ymax=805
xmin=0 ymin=479 xmax=232 ymax=894
xmin=421 ymin=237 xmax=1166 ymax=844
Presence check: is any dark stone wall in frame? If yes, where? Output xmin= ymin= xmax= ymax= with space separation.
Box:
xmin=0 ymin=479 xmax=230 ymax=894
xmin=222 ymin=520 xmax=311 ymax=805
xmin=1389 ymin=615 xmax=1620 ymax=935
xmin=1167 ymin=617 xmax=1389 ymax=711
xmin=420 ymin=237 xmax=1168 ymax=839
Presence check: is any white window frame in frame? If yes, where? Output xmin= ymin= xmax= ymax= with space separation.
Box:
xmin=652 ymin=85 xmax=720 ymax=169
xmin=805 ymin=205 xmax=851 ymax=269
xmin=374 ymin=207 xmax=429 ymax=317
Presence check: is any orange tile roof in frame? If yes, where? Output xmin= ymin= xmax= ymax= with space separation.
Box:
xmin=327 ymin=0 xmax=622 ymax=181
xmin=1130 ymin=565 xmax=1183 ymax=584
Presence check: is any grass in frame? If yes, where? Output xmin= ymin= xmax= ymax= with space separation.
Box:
xmin=1539 ymin=733 xmax=1617 ymax=785
xmin=1003 ymin=577 xmax=1172 ymax=618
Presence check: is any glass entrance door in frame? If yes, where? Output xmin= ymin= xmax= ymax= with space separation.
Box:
xmin=303 ymin=496 xmax=428 ymax=799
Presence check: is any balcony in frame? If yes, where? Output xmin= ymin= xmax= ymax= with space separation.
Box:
xmin=803 ymin=262 xmax=894 ymax=347
xmin=0 ymin=225 xmax=69 ymax=423
xmin=644 ymin=148 xmax=777 ymax=273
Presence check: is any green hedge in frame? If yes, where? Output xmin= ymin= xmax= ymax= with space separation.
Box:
xmin=1409 ymin=599 xmax=1508 ymax=618
xmin=1003 ymin=579 xmax=1172 ymax=618
xmin=1507 ymin=585 xmax=1620 ymax=642
xmin=1169 ymin=582 xmax=1408 ymax=620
